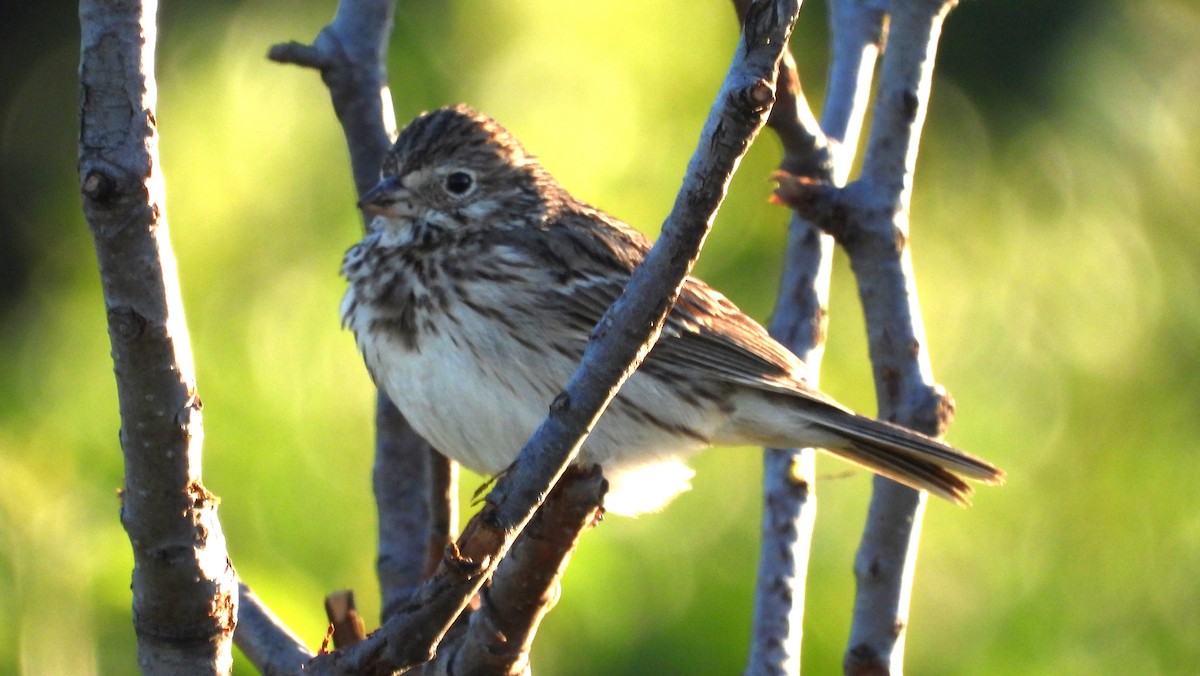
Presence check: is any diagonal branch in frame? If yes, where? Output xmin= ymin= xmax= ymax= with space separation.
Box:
xmin=234 ymin=582 xmax=315 ymax=673
xmin=425 ymin=466 xmax=607 ymax=676
xmin=300 ymin=1 xmax=801 ymax=672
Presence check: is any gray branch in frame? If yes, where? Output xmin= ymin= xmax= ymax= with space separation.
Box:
xmin=839 ymin=1 xmax=959 ymax=673
xmin=373 ymin=394 xmax=442 ymax=620
xmin=233 ymin=582 xmax=315 ymax=674
xmin=78 ymin=0 xmax=237 ymax=672
xmin=744 ymin=0 xmax=886 ymax=672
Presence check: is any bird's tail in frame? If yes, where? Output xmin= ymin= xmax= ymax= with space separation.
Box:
xmin=812 ymin=410 xmax=1004 ymax=505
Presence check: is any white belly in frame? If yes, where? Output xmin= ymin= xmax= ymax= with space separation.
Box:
xmin=370 ymin=320 xmax=562 ymax=474
xmin=345 ymin=289 xmax=723 ymax=514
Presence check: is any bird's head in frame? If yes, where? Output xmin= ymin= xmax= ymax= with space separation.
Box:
xmin=358 ymin=105 xmax=556 ymax=236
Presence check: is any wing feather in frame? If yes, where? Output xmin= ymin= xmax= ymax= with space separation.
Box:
xmin=516 ymin=205 xmax=825 ymax=401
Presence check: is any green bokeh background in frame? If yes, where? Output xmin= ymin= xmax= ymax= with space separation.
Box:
xmin=3 ymin=1 xmax=1199 ymax=673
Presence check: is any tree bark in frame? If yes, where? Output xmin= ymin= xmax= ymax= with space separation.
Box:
xmin=840 ymin=2 xmax=958 ymax=673
xmin=78 ymin=0 xmax=237 ymax=672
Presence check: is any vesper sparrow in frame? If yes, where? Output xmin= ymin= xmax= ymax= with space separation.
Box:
xmin=341 ymin=105 xmax=1003 ymax=515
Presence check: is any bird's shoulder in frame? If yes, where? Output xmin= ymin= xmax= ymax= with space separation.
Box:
xmin=486 ymin=198 xmax=650 ymax=276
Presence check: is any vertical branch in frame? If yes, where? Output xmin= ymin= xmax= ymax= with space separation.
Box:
xmin=78 ymin=0 xmax=236 ymax=672
xmin=743 ymin=0 xmax=884 ymax=672
xmin=268 ymin=0 xmax=454 ymax=622
xmin=740 ymin=5 xmax=823 ymax=675
xmin=373 ymin=395 xmax=444 ymax=619
xmin=841 ymin=1 xmax=958 ymax=673
xmin=823 ymin=0 xmax=888 ymax=154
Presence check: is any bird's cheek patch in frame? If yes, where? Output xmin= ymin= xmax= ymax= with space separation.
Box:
xmin=401 ymin=169 xmax=430 ymax=190
xmin=463 ymin=199 xmax=499 ymax=220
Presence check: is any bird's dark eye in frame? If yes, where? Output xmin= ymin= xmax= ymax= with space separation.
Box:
xmin=445 ymin=171 xmax=474 ymax=195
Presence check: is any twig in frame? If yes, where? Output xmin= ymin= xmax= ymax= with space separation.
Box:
xmin=424 ymin=452 xmax=458 ymax=581
xmin=268 ymin=0 xmax=397 ymax=197
xmin=79 ymin=0 xmax=237 ymax=672
xmin=234 ymin=582 xmax=315 ymax=674
xmin=325 ymin=590 xmax=368 ymax=649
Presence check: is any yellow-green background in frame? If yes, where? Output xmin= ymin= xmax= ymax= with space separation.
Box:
xmin=2 ymin=1 xmax=1198 ymax=673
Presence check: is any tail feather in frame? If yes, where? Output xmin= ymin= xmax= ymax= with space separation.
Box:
xmin=813 ymin=411 xmax=1005 ymax=506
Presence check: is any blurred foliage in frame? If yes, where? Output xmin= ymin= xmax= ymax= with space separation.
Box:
xmin=2 ymin=0 xmax=1199 ymax=673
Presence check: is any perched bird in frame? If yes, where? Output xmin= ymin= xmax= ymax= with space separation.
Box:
xmin=341 ymin=104 xmax=1003 ymax=515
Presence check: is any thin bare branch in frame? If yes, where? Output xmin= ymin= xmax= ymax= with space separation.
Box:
xmin=233 ymin=582 xmax=314 ymax=674
xmin=267 ymin=0 xmax=450 ymax=633
xmin=839 ymin=1 xmax=959 ymax=673
xmin=374 ymin=394 xmax=440 ymax=620
xmin=78 ymin=0 xmax=237 ymax=671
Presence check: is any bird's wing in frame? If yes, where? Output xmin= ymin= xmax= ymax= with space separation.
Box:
xmin=526 ymin=207 xmax=834 ymax=403
xmin=563 ymin=270 xmax=831 ymax=399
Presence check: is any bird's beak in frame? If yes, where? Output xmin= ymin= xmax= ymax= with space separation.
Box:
xmin=358 ymin=175 xmax=416 ymax=218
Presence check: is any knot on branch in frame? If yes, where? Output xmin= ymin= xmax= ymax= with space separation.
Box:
xmin=441 ymin=540 xmax=491 ymax=578
xmin=907 ymin=384 xmax=956 ymax=438
xmin=186 ymin=479 xmax=219 ymax=510
xmin=900 ymin=89 xmax=921 ymax=123
xmin=549 ymin=391 xmax=571 ymax=414
xmin=81 ymin=169 xmax=118 ymax=204
xmin=845 ymin=642 xmax=888 ymax=676
xmin=108 ymin=306 xmax=147 ymax=342
xmin=736 ymin=79 xmax=777 ymax=115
